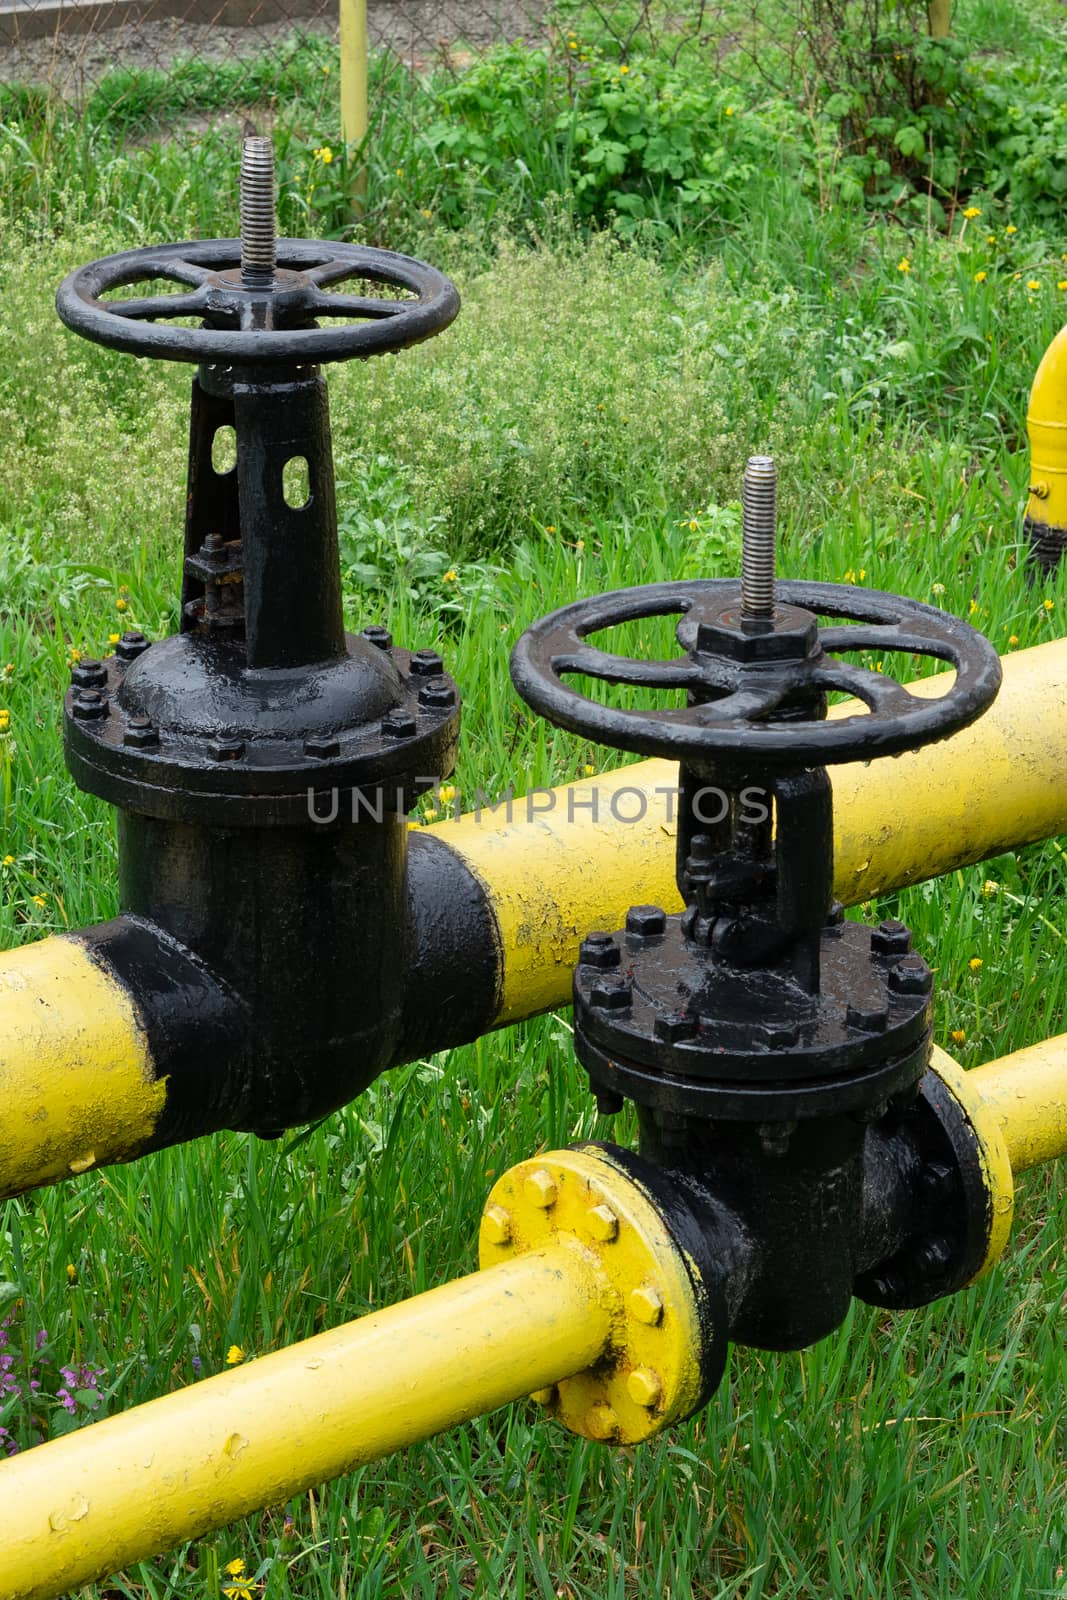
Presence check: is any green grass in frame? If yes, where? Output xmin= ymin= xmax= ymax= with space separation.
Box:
xmin=1 ymin=0 xmax=1067 ymax=1590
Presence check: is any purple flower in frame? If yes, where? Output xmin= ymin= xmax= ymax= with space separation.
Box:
xmin=192 ymin=1355 xmax=202 ymax=1377
xmin=34 ymin=1330 xmax=47 ymax=1351
xmin=56 ymin=1388 xmax=77 ymax=1415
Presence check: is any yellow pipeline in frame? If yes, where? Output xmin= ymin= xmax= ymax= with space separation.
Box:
xmin=0 ymin=1247 xmax=611 ymax=1600
xmin=0 ymin=936 xmax=163 ymax=1198
xmin=1027 ymin=325 xmax=1067 ymax=533
xmin=437 ymin=640 xmax=1067 ymax=1022
xmin=971 ymin=1033 xmax=1067 ymax=1173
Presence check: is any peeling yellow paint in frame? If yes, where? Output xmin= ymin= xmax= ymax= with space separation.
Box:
xmin=0 ymin=937 xmax=164 ymax=1198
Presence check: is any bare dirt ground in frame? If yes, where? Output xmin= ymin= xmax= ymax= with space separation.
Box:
xmin=1 ymin=0 xmax=542 ymax=92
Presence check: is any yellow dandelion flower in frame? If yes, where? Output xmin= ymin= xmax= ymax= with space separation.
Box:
xmin=108 ymin=632 xmax=120 ymax=645
xmin=31 ymin=894 xmax=47 ymax=908
xmin=897 ymin=257 xmax=911 ymax=274
xmin=962 ymin=206 xmax=981 ymax=219
xmin=1043 ymin=598 xmax=1055 ymax=611
xmin=2 ymin=855 xmax=14 ymax=867
xmin=987 ymin=233 xmax=997 ymax=244
xmin=116 ymin=598 xmax=128 ymax=612
xmin=1004 ymin=224 xmax=1017 ymax=235
xmin=421 ymin=209 xmax=432 ymax=220
xmin=66 ymin=1263 xmax=76 ymax=1281
xmin=222 ymin=1586 xmax=254 ymax=1600
xmin=843 ymin=569 xmax=857 ymax=584
xmin=575 ymin=539 xmax=585 ymax=552
xmin=969 ymin=957 xmax=983 ymax=971
xmin=1058 ymin=280 xmax=1067 ymax=291
xmin=423 ymin=807 xmax=438 ymax=823
xmin=619 ymin=63 xmax=629 ymax=73
xmin=442 ymin=569 xmax=458 ymax=583
xmin=1008 ymin=634 xmax=1019 ymax=646
xmin=568 ymin=39 xmax=577 ymax=47
xmin=225 ymin=1344 xmax=245 ymax=1366
xmin=0 ymin=710 xmax=9 ymax=731
xmin=973 ymin=271 xmax=987 ymax=283
xmin=981 ymin=879 xmax=999 ymax=896
xmin=950 ymin=1029 xmax=966 ymax=1045
xmin=225 ymin=1559 xmax=247 ymax=1577
xmin=724 ymin=105 xmax=734 ymax=116
xmin=69 ymin=649 xmax=81 ymax=662
xmin=931 ymin=581 xmax=946 ymax=595
xmin=969 ymin=598 xmax=980 ymax=615
xmin=3 ymin=663 xmax=12 ymax=675
xmin=545 ymin=524 xmax=557 ymax=533
xmin=1027 ymin=279 xmax=1041 ymax=291
xmin=583 ymin=763 xmax=596 ymax=776
xmin=396 ymin=167 xmax=404 ymax=178
xmin=438 ymin=785 xmax=456 ymax=805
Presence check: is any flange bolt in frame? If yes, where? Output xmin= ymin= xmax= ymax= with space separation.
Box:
xmin=123 ymin=714 xmax=159 ymax=748
xmin=381 ymin=710 xmax=417 ymax=739
xmin=625 ymin=905 xmax=667 ymax=938
xmin=72 ymin=688 xmax=108 ymax=719
xmin=590 ymin=976 xmax=633 ymax=1010
xmin=410 ymin=649 xmax=445 ymax=676
xmin=362 ymin=625 xmax=392 ymax=650
xmin=115 ymin=630 xmax=151 ymax=662
xmin=70 ymin=658 xmax=108 ymax=690
xmin=872 ymin=919 xmax=912 ymax=959
xmin=579 ymin=932 xmax=620 ymax=970
xmin=888 ymin=955 xmax=933 ymax=996
xmin=417 ymin=681 xmax=455 ymax=710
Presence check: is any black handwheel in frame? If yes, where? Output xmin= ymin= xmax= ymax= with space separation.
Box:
xmin=510 ymin=579 xmax=1002 ymax=771
xmin=55 ymin=239 xmax=460 ymax=366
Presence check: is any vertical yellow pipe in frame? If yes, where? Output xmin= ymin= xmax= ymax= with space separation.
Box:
xmin=1026 ymin=325 xmax=1067 ymax=533
xmin=970 ymin=1035 xmax=1067 ymax=1173
xmin=0 ymin=1247 xmax=611 ymax=1600
xmin=339 ymin=0 xmax=369 ymax=148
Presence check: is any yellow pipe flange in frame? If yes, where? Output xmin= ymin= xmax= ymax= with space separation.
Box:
xmin=929 ymin=1046 xmax=1015 ymax=1279
xmin=479 ymin=1146 xmax=707 ymax=1444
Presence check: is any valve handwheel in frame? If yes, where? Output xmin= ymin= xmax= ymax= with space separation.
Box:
xmin=56 ymin=140 xmax=458 ymax=366
xmin=511 ymin=578 xmax=1002 ymax=774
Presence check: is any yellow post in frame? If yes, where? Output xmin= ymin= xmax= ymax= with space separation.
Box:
xmin=927 ymin=0 xmax=951 ymax=37
xmin=970 ymin=1034 xmax=1067 ymax=1173
xmin=339 ymin=0 xmax=369 ymax=204
xmin=0 ymin=1249 xmax=610 ymax=1600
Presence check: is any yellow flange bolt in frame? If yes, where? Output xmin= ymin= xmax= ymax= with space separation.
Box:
xmin=479 ymin=1145 xmax=725 ymax=1444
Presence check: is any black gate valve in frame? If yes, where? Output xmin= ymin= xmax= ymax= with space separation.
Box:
xmin=53 ymin=139 xmax=463 ymax=1137
xmin=511 ymin=456 xmax=1006 ymax=1358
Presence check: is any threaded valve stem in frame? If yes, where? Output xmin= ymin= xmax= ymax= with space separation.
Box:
xmin=740 ymin=454 xmax=777 ymax=620
xmin=240 ymin=136 xmax=277 ymax=291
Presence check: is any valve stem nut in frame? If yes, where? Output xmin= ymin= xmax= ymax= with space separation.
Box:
xmin=625 ymin=904 xmax=667 ymax=938
xmin=72 ymin=688 xmax=108 ymax=719
xmin=578 ymin=933 xmax=621 ymax=970
xmin=410 ymin=649 xmax=445 ymax=676
xmin=589 ymin=976 xmax=633 ymax=1011
xmin=888 ymin=955 xmax=933 ymax=996
xmin=872 ymin=919 xmax=912 ymax=959
xmin=70 ymin=658 xmax=108 ymax=690
xmin=123 ymin=714 xmax=159 ymax=748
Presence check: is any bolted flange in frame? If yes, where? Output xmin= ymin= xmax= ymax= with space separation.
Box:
xmin=478 ymin=1146 xmax=726 ymax=1444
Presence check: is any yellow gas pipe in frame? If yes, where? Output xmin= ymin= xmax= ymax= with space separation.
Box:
xmin=1026 ymin=324 xmax=1067 ymax=540
xmin=971 ymin=1034 xmax=1067 ymax=1173
xmin=0 ymin=1148 xmax=702 ymax=1600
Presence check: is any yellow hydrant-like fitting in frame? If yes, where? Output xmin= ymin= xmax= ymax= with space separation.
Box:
xmin=0 ymin=1149 xmax=704 ymax=1600
xmin=1026 ymin=324 xmax=1067 ymax=536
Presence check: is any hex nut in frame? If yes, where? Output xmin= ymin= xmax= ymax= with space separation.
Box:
xmin=625 ymin=905 xmax=667 ymax=938
xmin=585 ymin=1204 xmax=618 ymax=1242
xmin=626 ymin=1367 xmax=663 ymax=1409
xmin=208 ymin=737 xmax=245 ymax=761
xmin=410 ymin=649 xmax=445 ymax=676
xmin=845 ymin=1002 xmax=888 ymax=1033
xmin=628 ymin=1285 xmax=664 ymax=1326
xmin=888 ymin=955 xmax=933 ymax=996
xmin=482 ymin=1205 xmax=512 ymax=1245
xmin=872 ymin=918 xmax=912 ymax=958
xmin=589 ymin=976 xmax=632 ymax=1011
xmin=362 ymin=625 xmax=392 ymax=650
xmin=523 ymin=1170 xmax=557 ymax=1209
xmin=584 ymin=1403 xmax=619 ymax=1441
xmin=418 ymin=680 xmax=456 ymax=709
xmin=654 ymin=1012 xmax=697 ymax=1043
xmin=70 ymin=658 xmax=108 ymax=690
xmin=123 ymin=715 xmax=159 ymax=749
xmin=579 ymin=934 xmax=620 ymax=971
xmin=304 ymin=735 xmax=340 ymax=759
xmin=115 ymin=631 xmax=150 ymax=662
xmin=72 ymin=689 xmax=108 ymax=720
xmin=381 ymin=710 xmax=417 ymax=739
